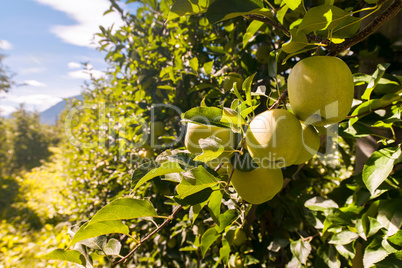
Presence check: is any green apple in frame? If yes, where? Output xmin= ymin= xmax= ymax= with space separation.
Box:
xmin=223 ymin=72 xmax=244 ymax=92
xmin=229 ymin=256 xmax=244 ymax=268
xmin=167 ymin=237 xmax=177 ymax=248
xmin=184 ymin=122 xmax=235 ymax=155
xmin=231 ymin=151 xmax=258 ymax=172
xmin=293 ymin=123 xmax=320 ymax=165
xmin=151 ymin=121 xmax=165 ymax=138
xmin=232 ymin=229 xmax=247 ymax=246
xmin=256 ymin=44 xmax=270 ymax=64
xmin=246 ymin=109 xmax=303 ymax=168
xmin=288 ymin=56 xmax=354 ymax=126
xmin=231 ymin=166 xmax=283 ymax=204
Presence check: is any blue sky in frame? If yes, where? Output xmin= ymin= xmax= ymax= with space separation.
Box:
xmin=0 ymin=0 xmax=138 ymax=115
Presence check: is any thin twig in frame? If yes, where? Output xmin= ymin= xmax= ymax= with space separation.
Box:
xmin=327 ymin=0 xmax=402 ymax=56
xmin=225 ymin=147 xmax=244 ymax=191
xmin=269 ymin=88 xmax=288 ymax=110
xmin=112 ymin=205 xmax=183 ymax=267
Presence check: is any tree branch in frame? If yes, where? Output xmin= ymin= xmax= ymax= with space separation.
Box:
xmin=112 ymin=205 xmax=183 ymax=267
xmin=327 ymin=0 xmax=402 ymax=56
xmin=269 ymin=88 xmax=288 ymax=110
xmin=245 ymin=14 xmax=330 ymax=44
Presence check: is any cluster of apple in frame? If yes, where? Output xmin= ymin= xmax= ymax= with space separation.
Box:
xmin=185 ymin=56 xmax=354 ymax=205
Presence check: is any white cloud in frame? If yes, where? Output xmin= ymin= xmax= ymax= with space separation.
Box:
xmin=34 ymin=0 xmax=125 ymax=48
xmin=0 ymin=40 xmax=13 ymax=50
xmin=68 ymin=69 xmax=103 ymax=80
xmin=20 ymin=67 xmax=47 ymax=74
xmin=68 ymin=62 xmax=82 ymax=69
xmin=0 ymin=105 xmax=16 ymax=116
xmin=4 ymin=94 xmax=61 ymax=105
xmin=24 ymin=80 xmax=47 ymax=87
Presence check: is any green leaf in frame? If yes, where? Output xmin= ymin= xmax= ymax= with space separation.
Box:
xmin=304 ymin=197 xmax=339 ymax=212
xmin=182 ymin=106 xmax=230 ymax=128
xmin=207 ymin=190 xmax=223 ymax=224
xmin=221 ymin=107 xmax=245 ymax=126
xmin=103 ymin=238 xmax=121 ymax=256
xmin=267 ymin=49 xmax=281 ymax=78
xmin=131 ymin=161 xmax=158 ymax=187
xmin=177 ymin=166 xmax=219 ymax=199
xmin=206 ymin=0 xmax=264 ymax=23
xmin=191 ymin=198 xmax=209 ymax=223
xmin=71 ymin=220 xmax=129 ymax=245
xmin=377 ymin=199 xmax=402 ymax=237
xmin=349 ymin=89 xmax=402 ymax=125
xmin=203 ymin=61 xmax=214 ymax=75
xmin=215 ymin=209 xmax=237 ymax=233
xmin=218 ymin=239 xmax=231 ymax=264
xmin=168 ymin=0 xmax=210 ymax=20
xmin=243 ymin=73 xmax=256 ymax=106
xmin=89 ymin=198 xmax=157 ymax=224
xmin=284 ymin=0 xmax=301 ymax=10
xmin=331 ymin=14 xmax=360 ymax=39
xmin=40 ymin=249 xmax=86 ymax=266
xmin=388 ymin=230 xmax=402 ymax=246
xmin=362 ymin=146 xmax=401 ymax=195
xmin=290 ymin=239 xmax=312 ymax=265
xmin=297 ymin=5 xmax=353 ymax=35
xmin=243 ymin=20 xmax=264 ymax=48
xmin=133 ymin=161 xmax=183 ymax=191
xmin=316 ymin=245 xmax=341 ymax=268
xmin=200 ymin=228 xmax=220 ymax=258
xmin=189 ymin=57 xmax=199 ymax=72
xmin=361 ymin=63 xmax=390 ymax=100
xmin=80 ymin=235 xmax=107 ymax=250
xmin=329 ymin=230 xmax=359 ymax=245
xmin=282 ymin=28 xmax=309 ymax=54
xmin=176 ymin=187 xmax=213 ymax=206
xmin=364 ymin=236 xmax=398 ymax=268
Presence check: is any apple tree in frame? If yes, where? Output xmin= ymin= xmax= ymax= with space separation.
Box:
xmin=43 ymin=0 xmax=402 ymax=267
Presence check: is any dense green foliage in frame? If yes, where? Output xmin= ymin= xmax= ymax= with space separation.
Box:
xmin=0 ymin=106 xmax=57 ymax=176
xmin=0 ymin=149 xmax=73 ymax=267
xmin=0 ymin=52 xmax=13 ymax=92
xmin=8 ymin=0 xmax=400 ymax=267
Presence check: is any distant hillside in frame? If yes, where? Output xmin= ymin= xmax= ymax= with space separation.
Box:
xmin=40 ymin=95 xmax=83 ymax=125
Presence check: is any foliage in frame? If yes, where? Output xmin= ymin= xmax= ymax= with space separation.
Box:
xmin=0 ymin=148 xmax=74 ymax=267
xmin=0 ymin=52 xmax=14 ymax=92
xmin=43 ymin=0 xmax=402 ymax=267
xmin=0 ymin=105 xmax=58 ymax=176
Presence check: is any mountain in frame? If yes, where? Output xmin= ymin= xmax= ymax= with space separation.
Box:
xmin=40 ymin=95 xmax=83 ymax=125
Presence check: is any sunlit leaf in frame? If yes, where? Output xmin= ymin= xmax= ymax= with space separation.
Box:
xmin=40 ymin=249 xmax=86 ymax=266
xmin=177 ymin=166 xmax=219 ymax=198
xmin=362 ymin=146 xmax=401 ymax=195
xmin=297 ymin=5 xmax=354 ymax=35
xmin=200 ymin=228 xmax=220 ymax=257
xmin=243 ymin=20 xmax=264 ymax=48
xmin=103 ymin=238 xmax=122 ymax=256
xmin=206 ymin=0 xmax=265 ymax=23
xmin=132 ymin=161 xmax=183 ymax=191
xmin=71 ymin=220 xmax=129 ymax=245
xmin=290 ymin=239 xmax=312 ymax=265
xmin=89 ymin=198 xmax=157 ymax=224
